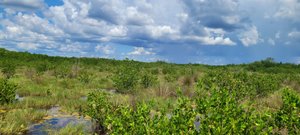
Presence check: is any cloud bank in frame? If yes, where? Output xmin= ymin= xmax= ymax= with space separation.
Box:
xmin=0 ymin=0 xmax=299 ymax=64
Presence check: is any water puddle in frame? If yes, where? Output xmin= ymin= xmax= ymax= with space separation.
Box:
xmin=15 ymin=94 xmax=25 ymax=101
xmin=108 ymin=89 xmax=116 ymax=94
xmin=27 ymin=116 xmax=93 ymax=134
xmin=80 ymin=96 xmax=87 ymax=101
xmin=27 ymin=106 xmax=94 ymax=135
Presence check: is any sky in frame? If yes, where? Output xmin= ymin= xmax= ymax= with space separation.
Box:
xmin=0 ymin=0 xmax=299 ymax=65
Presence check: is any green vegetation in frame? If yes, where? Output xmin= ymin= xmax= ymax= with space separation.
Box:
xmin=0 ymin=79 xmax=17 ymax=104
xmin=112 ymin=62 xmax=139 ymax=93
xmin=0 ymin=48 xmax=300 ymax=134
xmin=0 ymin=109 xmax=46 ymax=134
xmin=52 ymin=124 xmax=86 ymax=135
xmin=1 ymin=61 xmax=16 ymax=79
xmin=87 ymin=75 xmax=300 ymax=134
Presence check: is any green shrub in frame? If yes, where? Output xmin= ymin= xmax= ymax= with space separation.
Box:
xmin=53 ymin=65 xmax=70 ymax=78
xmin=87 ymin=79 xmax=300 ymax=134
xmin=164 ymin=74 xmax=177 ymax=82
xmin=78 ymin=70 xmax=94 ymax=84
xmin=162 ymin=67 xmax=175 ymax=75
xmin=150 ymin=68 xmax=160 ymax=75
xmin=0 ymin=79 xmax=17 ymax=104
xmin=275 ymin=88 xmax=300 ymax=134
xmin=198 ymin=71 xmax=282 ymax=99
xmin=1 ymin=62 xmax=16 ymax=79
xmin=112 ymin=66 xmax=139 ymax=93
xmin=140 ymin=73 xmax=157 ymax=88
xmin=34 ymin=61 xmax=53 ymax=75
xmin=86 ymin=92 xmax=111 ymax=133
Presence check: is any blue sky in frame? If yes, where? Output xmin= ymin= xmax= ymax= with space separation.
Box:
xmin=0 ymin=0 xmax=299 ymax=65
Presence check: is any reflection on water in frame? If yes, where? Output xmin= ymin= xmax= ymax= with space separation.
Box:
xmin=80 ymin=96 xmax=87 ymax=101
xmin=27 ymin=116 xmax=93 ymax=135
xmin=15 ymin=94 xmax=25 ymax=101
xmin=27 ymin=106 xmax=94 ymax=135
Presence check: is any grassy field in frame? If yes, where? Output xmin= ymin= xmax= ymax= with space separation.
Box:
xmin=0 ymin=48 xmax=300 ymax=134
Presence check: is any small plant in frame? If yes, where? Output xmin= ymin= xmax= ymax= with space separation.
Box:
xmin=34 ymin=61 xmax=52 ymax=75
xmin=52 ymin=124 xmax=85 ymax=135
xmin=53 ymin=65 xmax=70 ymax=78
xmin=78 ymin=70 xmax=94 ymax=84
xmin=0 ymin=79 xmax=17 ymax=104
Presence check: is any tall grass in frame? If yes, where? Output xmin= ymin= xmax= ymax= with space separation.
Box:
xmin=0 ymin=109 xmax=46 ymax=134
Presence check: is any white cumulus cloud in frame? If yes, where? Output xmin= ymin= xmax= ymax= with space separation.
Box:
xmin=239 ymin=26 xmax=260 ymax=46
xmin=288 ymin=31 xmax=300 ymax=39
xmin=17 ymin=42 xmax=40 ymax=50
xmin=128 ymin=47 xmax=155 ymax=55
xmin=95 ymin=44 xmax=115 ymax=55
xmin=268 ymin=38 xmax=275 ymax=45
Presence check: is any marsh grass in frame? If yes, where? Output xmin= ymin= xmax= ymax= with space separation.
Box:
xmin=52 ymin=123 xmax=86 ymax=135
xmin=59 ymin=99 xmax=87 ymax=114
xmin=0 ymin=108 xmax=46 ymax=134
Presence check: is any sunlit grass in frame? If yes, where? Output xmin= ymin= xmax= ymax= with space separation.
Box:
xmin=51 ymin=123 xmax=87 ymax=135
xmin=0 ymin=108 xmax=46 ymax=134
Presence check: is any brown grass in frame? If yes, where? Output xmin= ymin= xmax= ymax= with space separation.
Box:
xmin=251 ymin=90 xmax=283 ymax=112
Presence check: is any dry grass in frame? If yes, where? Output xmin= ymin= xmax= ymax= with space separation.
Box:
xmin=153 ymin=83 xmax=177 ymax=98
xmin=285 ymin=81 xmax=300 ymax=93
xmin=24 ymin=68 xmax=36 ymax=80
xmin=273 ymin=127 xmax=289 ymax=135
xmin=181 ymin=86 xmax=195 ymax=97
xmin=249 ymin=90 xmax=283 ymax=113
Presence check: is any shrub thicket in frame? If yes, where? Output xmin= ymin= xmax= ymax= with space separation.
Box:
xmin=87 ymin=71 xmax=300 ymax=134
xmin=0 ymin=79 xmax=17 ymax=104
xmin=112 ymin=65 xmax=139 ymax=93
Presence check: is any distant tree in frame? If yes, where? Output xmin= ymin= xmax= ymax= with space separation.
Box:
xmin=260 ymin=57 xmax=276 ymax=68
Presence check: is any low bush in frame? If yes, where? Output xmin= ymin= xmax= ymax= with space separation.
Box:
xmin=0 ymin=79 xmax=17 ymax=104
xmin=198 ymin=71 xmax=282 ymax=99
xmin=87 ymin=76 xmax=300 ymax=134
xmin=112 ymin=65 xmax=139 ymax=93
xmin=140 ymin=73 xmax=157 ymax=88
xmin=1 ymin=62 xmax=16 ymax=79
xmin=78 ymin=70 xmax=94 ymax=84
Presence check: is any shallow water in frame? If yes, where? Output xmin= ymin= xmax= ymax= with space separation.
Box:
xmin=27 ymin=106 xmax=94 ymax=135
xmin=15 ymin=94 xmax=25 ymax=101
xmin=27 ymin=116 xmax=93 ymax=134
xmin=80 ymin=96 xmax=87 ymax=101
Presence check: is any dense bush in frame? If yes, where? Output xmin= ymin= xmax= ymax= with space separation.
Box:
xmin=1 ymin=48 xmax=300 ymax=134
xmin=0 ymin=79 xmax=17 ymax=104
xmin=275 ymin=89 xmax=300 ymax=134
xmin=34 ymin=61 xmax=53 ymax=75
xmin=1 ymin=62 xmax=16 ymax=79
xmin=112 ymin=65 xmax=139 ymax=93
xmin=53 ymin=65 xmax=71 ymax=78
xmin=87 ymin=73 xmax=300 ymax=134
xmin=140 ymin=73 xmax=157 ymax=88
xmin=198 ymin=71 xmax=282 ymax=98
